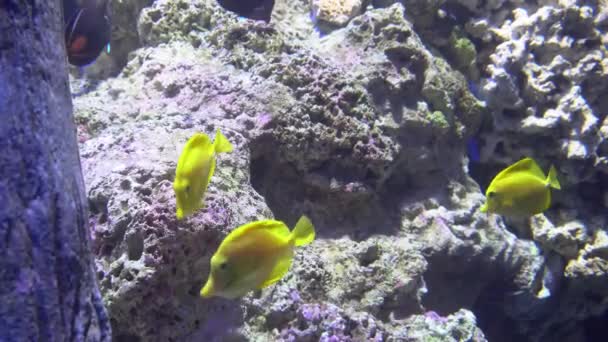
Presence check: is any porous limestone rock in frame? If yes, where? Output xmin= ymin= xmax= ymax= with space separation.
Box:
xmin=476 ymin=4 xmax=606 ymax=173
xmin=401 ymin=309 xmax=487 ymax=342
xmin=71 ymin=0 xmax=608 ymax=341
xmin=531 ymin=215 xmax=590 ymax=259
xmin=76 ymin=42 xmax=275 ymax=340
xmin=1 ymin=1 xmax=111 ymax=340
xmin=73 ymin=2 xmax=493 ymax=339
xmin=459 ymin=1 xmax=608 ymax=340
xmin=310 ymin=0 xmax=364 ymax=28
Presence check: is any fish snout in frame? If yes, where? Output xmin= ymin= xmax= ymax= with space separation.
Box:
xmin=200 ymin=278 xmax=215 ymax=298
xmin=176 ymin=208 xmax=184 ymax=220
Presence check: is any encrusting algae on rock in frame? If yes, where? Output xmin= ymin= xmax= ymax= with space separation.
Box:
xmin=173 ymin=129 xmax=233 ymax=220
xmin=201 ymin=216 xmax=315 ymax=299
xmin=481 ymin=157 xmax=561 ymax=217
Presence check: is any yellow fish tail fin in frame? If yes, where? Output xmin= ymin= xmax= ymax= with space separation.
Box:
xmin=547 ymin=165 xmax=561 ymax=190
xmin=259 ymin=254 xmax=293 ymax=289
xmin=291 ymin=215 xmax=315 ymax=247
xmin=213 ymin=129 xmax=233 ymax=154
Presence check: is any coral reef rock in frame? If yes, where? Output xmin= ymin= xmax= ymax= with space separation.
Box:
xmin=311 ymin=0 xmax=364 ymax=28
xmin=457 ymin=1 xmax=608 ymax=340
xmin=71 ymin=0 xmax=608 ymax=341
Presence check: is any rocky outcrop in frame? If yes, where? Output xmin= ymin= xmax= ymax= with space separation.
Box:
xmin=0 ymin=1 xmax=110 ymax=340
xmin=72 ymin=0 xmax=608 ymax=341
xmin=311 ymin=0 xmax=364 ymax=29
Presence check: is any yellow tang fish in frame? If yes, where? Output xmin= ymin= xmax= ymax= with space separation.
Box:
xmin=173 ymin=129 xmax=233 ymax=220
xmin=200 ymin=216 xmax=315 ymax=299
xmin=480 ymin=157 xmax=561 ymax=217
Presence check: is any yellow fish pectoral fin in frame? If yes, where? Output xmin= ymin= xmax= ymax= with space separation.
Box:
xmin=259 ymin=255 xmax=293 ymax=289
xmin=291 ymin=215 xmax=315 ymax=247
xmin=480 ymin=202 xmax=488 ymax=213
xmin=547 ymin=165 xmax=561 ymax=190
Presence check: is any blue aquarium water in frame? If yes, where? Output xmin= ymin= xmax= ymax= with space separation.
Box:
xmin=59 ymin=0 xmax=608 ymax=341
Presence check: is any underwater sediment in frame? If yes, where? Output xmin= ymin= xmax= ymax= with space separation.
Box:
xmin=71 ymin=0 xmax=607 ymax=341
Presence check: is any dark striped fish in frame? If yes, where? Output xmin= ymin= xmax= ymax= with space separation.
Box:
xmin=216 ymin=0 xmax=275 ymax=22
xmin=63 ymin=0 xmax=111 ymax=66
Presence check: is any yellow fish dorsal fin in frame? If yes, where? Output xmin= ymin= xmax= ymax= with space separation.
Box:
xmin=223 ymin=220 xmax=290 ymax=245
xmin=184 ymin=133 xmax=211 ymax=152
xmin=176 ymin=133 xmax=209 ymax=174
xmin=258 ymin=255 xmax=293 ymax=289
xmin=290 ymin=215 xmax=315 ymax=247
xmin=254 ymin=220 xmax=290 ymax=237
xmin=493 ymin=157 xmax=546 ymax=182
xmin=177 ymin=133 xmax=211 ymax=173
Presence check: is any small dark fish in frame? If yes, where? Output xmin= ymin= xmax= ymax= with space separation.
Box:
xmin=467 ymin=80 xmax=481 ymax=99
xmin=63 ymin=0 xmax=111 ymax=66
xmin=466 ymin=137 xmax=480 ymax=163
xmin=216 ymin=0 xmax=275 ymax=22
xmin=309 ymin=10 xmax=327 ymax=37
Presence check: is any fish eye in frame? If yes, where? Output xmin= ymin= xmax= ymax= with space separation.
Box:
xmin=488 ymin=191 xmax=496 ymax=198
xmin=219 ymin=262 xmax=228 ymax=270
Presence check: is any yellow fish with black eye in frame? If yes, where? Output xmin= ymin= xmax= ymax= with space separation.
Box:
xmin=200 ymin=216 xmax=315 ymax=299
xmin=480 ymin=157 xmax=561 ymax=217
xmin=173 ymin=129 xmax=233 ymax=220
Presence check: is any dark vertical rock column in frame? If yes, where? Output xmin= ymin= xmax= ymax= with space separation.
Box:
xmin=0 ymin=1 xmax=110 ymax=341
